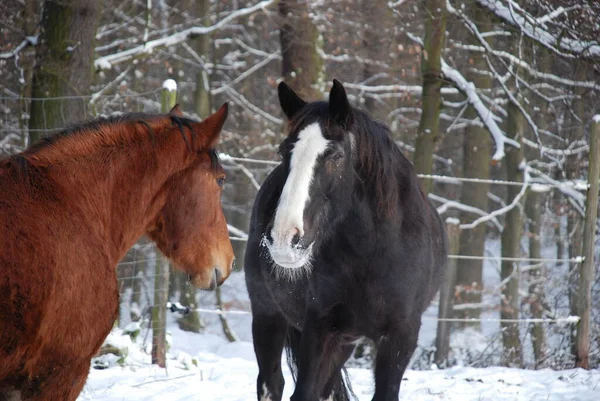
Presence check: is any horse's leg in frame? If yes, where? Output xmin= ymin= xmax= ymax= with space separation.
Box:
xmin=289 ymin=308 xmax=323 ymax=401
xmin=291 ymin=308 xmax=344 ymax=401
xmin=253 ymin=314 xmax=288 ymax=401
xmin=371 ymin=324 xmax=419 ymax=401
xmin=319 ymin=344 xmax=354 ymax=401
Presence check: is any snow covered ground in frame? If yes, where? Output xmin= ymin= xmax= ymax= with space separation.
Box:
xmin=80 ymin=326 xmax=600 ymax=401
xmin=79 ymin=236 xmax=599 ymax=400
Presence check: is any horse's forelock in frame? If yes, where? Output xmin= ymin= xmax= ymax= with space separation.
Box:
xmin=282 ymin=101 xmax=403 ymax=217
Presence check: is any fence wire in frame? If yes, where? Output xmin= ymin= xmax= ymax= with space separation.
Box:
xmin=2 ymin=90 xmax=597 ymax=370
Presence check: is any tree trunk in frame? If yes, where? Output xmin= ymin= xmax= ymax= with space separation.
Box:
xmin=575 ymin=119 xmax=600 ymax=369
xmin=413 ymin=0 xmax=446 ymax=195
xmin=278 ymin=0 xmax=323 ymax=100
xmin=526 ymin=190 xmax=547 ymax=368
xmin=435 ymin=219 xmax=460 ymax=367
xmin=567 ymin=63 xmax=587 ymax=357
xmin=525 ymin=44 xmax=550 ymax=368
xmin=455 ymin=4 xmax=493 ymax=324
xmin=152 ymin=257 xmax=170 ymax=367
xmin=19 ymin=0 xmax=40 ymax=147
xmin=29 ymin=0 xmax=101 ymax=143
xmin=177 ymin=280 xmax=204 ymax=333
xmin=193 ymin=0 xmax=212 ymax=119
xmin=500 ymin=100 xmax=525 ymax=367
xmin=216 ymin=287 xmax=238 ymax=342
xmin=360 ymin=0 xmax=393 ymax=118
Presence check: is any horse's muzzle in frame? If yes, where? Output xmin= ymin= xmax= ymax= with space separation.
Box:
xmin=207 ymin=267 xmax=226 ymax=291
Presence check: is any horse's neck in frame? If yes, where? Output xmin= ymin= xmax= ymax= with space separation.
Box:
xmin=47 ymin=139 xmax=188 ymax=261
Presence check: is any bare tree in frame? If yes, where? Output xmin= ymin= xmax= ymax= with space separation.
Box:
xmin=29 ymin=0 xmax=102 ymax=143
xmin=278 ymin=0 xmax=323 ymax=100
xmin=414 ymin=0 xmax=446 ymax=194
xmin=455 ymin=3 xmax=494 ymax=323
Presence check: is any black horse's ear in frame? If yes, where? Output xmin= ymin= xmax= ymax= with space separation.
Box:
xmin=278 ymin=81 xmax=307 ymax=120
xmin=329 ymin=79 xmax=352 ymax=128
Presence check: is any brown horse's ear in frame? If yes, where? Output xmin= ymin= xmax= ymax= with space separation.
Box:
xmin=197 ymin=103 xmax=229 ymax=149
xmin=170 ymin=104 xmax=184 ymax=116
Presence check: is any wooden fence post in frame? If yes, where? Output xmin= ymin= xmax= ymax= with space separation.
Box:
xmin=526 ymin=186 xmax=550 ymax=368
xmin=576 ymin=117 xmax=600 ymax=369
xmin=151 ymin=79 xmax=177 ymax=367
xmin=435 ymin=218 xmax=460 ymax=367
xmin=161 ymin=79 xmax=177 ymax=113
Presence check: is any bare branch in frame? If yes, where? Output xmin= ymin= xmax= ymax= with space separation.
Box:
xmin=94 ymin=0 xmax=276 ymax=70
xmin=475 ymin=0 xmax=600 ymax=58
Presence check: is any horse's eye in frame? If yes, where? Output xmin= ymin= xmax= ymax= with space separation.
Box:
xmin=331 ymin=153 xmax=344 ymax=163
xmin=217 ymin=177 xmax=225 ymax=187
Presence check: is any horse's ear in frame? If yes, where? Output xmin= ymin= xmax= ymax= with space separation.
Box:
xmin=197 ymin=103 xmax=228 ymax=148
xmin=169 ymin=104 xmax=184 ymax=116
xmin=278 ymin=81 xmax=307 ymax=120
xmin=329 ymin=79 xmax=352 ymax=128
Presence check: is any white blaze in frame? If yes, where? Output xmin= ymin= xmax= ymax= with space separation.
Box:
xmin=270 ymin=123 xmax=329 ymax=258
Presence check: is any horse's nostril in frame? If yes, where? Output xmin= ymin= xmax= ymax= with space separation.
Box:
xmin=291 ymin=232 xmax=302 ymax=248
xmin=214 ymin=268 xmax=223 ymax=286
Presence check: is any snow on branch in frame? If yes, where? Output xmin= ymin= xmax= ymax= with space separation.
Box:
xmin=343 ymin=82 xmax=459 ymax=95
xmin=429 ymin=193 xmax=503 ymax=232
xmin=406 ymin=31 xmax=518 ymax=160
xmin=460 ymin=164 xmax=530 ymax=230
xmin=522 ymin=137 xmax=589 ymax=157
xmin=212 ymin=51 xmax=280 ymax=95
xmin=0 ymin=36 xmax=38 ymax=60
xmin=227 ymin=224 xmax=248 ymax=240
xmin=450 ymin=43 xmax=599 ymax=90
xmin=225 ymin=87 xmax=283 ymax=125
xmin=475 ymin=0 xmax=600 ymax=59
xmin=528 ymin=165 xmax=585 ymax=216
xmin=94 ymin=0 xmax=276 ymax=70
xmin=441 ymin=59 xmax=519 ymax=160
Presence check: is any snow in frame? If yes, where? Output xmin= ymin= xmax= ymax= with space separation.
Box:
xmin=79 ymin=329 xmax=600 ymax=400
xmin=593 ymin=115 xmax=600 ymax=124
xmin=77 ymin=270 xmax=600 ymax=401
xmin=530 ymin=183 xmax=551 ymax=193
xmin=476 ymin=0 xmax=600 ymax=58
xmin=76 ymin=233 xmax=600 ymax=401
xmin=162 ymin=79 xmax=177 ymax=92
xmin=94 ymin=0 xmax=277 ymax=70
xmin=445 ymin=217 xmax=460 ymax=225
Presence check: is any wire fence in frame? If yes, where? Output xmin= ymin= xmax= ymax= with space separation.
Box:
xmin=1 ymin=87 xmax=598 ymax=370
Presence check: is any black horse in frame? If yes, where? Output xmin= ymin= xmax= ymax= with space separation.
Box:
xmin=244 ymin=80 xmax=448 ymax=401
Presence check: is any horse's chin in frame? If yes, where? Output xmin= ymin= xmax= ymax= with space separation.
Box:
xmin=267 ymin=242 xmax=314 ymax=272
xmin=273 ymin=255 xmax=311 ymax=270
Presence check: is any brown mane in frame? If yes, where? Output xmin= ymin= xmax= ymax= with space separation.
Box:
xmin=18 ymin=113 xmax=220 ymax=172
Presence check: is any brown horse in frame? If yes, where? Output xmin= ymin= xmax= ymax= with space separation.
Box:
xmin=0 ymin=104 xmax=235 ymax=401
